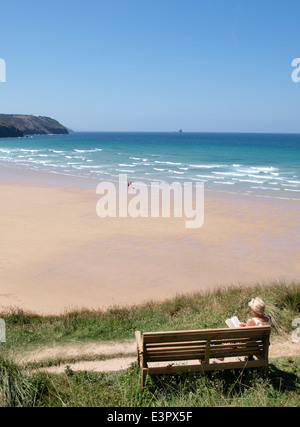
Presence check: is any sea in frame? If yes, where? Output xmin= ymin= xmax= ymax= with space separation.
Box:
xmin=1 ymin=132 xmax=300 ymax=200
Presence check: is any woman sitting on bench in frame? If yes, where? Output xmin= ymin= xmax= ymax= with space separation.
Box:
xmin=240 ymin=297 xmax=272 ymax=327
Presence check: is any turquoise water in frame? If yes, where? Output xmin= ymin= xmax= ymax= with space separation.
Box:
xmin=1 ymin=132 xmax=300 ymax=199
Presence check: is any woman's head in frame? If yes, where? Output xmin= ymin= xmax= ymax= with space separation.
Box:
xmin=248 ymin=297 xmax=266 ymax=316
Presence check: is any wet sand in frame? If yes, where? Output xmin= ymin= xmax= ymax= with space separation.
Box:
xmin=0 ymin=165 xmax=299 ymax=314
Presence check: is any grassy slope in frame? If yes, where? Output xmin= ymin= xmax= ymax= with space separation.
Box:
xmin=0 ymin=281 xmax=299 ymax=407
xmin=2 ymin=281 xmax=299 ymax=351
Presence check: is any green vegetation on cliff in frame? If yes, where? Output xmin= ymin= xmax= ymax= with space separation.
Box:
xmin=0 ymin=114 xmax=68 ymax=138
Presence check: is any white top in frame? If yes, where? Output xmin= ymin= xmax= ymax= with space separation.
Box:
xmin=253 ymin=315 xmax=271 ymax=326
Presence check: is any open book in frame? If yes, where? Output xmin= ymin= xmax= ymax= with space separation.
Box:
xmin=225 ymin=316 xmax=241 ymax=328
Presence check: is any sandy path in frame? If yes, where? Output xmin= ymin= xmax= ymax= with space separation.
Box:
xmin=19 ymin=338 xmax=300 ymax=374
xmin=18 ymin=340 xmax=136 ymax=364
xmin=42 ymin=358 xmax=135 ymax=374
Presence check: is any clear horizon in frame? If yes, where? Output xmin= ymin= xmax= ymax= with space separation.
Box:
xmin=71 ymin=130 xmax=300 ymax=135
xmin=1 ymin=1 xmax=300 ymax=133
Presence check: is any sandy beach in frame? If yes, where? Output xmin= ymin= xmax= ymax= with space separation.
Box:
xmin=0 ymin=165 xmax=299 ymax=315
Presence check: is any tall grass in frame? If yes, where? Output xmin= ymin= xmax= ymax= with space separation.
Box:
xmin=12 ymin=358 xmax=299 ymax=407
xmin=0 ymin=357 xmax=37 ymax=407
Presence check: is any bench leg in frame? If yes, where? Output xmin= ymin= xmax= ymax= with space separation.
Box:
xmin=141 ymin=369 xmax=147 ymax=391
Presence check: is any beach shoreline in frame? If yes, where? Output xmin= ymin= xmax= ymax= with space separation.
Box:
xmin=0 ymin=165 xmax=299 ymax=315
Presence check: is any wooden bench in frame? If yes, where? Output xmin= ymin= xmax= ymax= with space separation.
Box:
xmin=135 ymin=326 xmax=271 ymax=389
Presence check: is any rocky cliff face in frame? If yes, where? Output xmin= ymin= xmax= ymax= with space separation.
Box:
xmin=0 ymin=121 xmax=24 ymax=138
xmin=0 ymin=114 xmax=69 ymax=138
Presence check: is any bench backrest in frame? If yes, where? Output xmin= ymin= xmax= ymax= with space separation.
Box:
xmin=142 ymin=326 xmax=271 ymax=363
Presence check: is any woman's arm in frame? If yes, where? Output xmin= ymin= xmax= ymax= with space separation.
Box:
xmin=246 ymin=318 xmax=256 ymax=327
xmin=240 ymin=318 xmax=256 ymax=327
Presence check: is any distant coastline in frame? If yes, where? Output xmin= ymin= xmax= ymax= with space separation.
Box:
xmin=0 ymin=114 xmax=68 ymax=138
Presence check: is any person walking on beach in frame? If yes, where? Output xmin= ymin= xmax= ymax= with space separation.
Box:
xmin=240 ymin=297 xmax=271 ymax=327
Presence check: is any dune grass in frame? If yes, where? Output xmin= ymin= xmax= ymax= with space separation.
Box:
xmin=0 ymin=281 xmax=299 ymax=407
xmin=0 ymin=354 xmax=299 ymax=407
xmin=1 ymin=281 xmax=299 ymax=351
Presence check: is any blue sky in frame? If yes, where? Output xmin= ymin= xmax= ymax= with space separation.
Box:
xmin=0 ymin=0 xmax=300 ymax=132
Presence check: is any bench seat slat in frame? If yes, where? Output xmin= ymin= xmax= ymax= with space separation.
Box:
xmin=147 ymin=359 xmax=268 ymax=375
xmin=146 ymin=348 xmax=263 ymax=362
xmin=146 ymin=340 xmax=207 ymax=348
xmin=146 ymin=345 xmax=206 ymax=352
xmin=143 ymin=327 xmax=270 ymax=343
xmin=145 ymin=343 xmax=263 ymax=355
xmin=145 ymin=339 xmax=263 ymax=350
xmin=147 ymin=355 xmax=206 ymax=362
